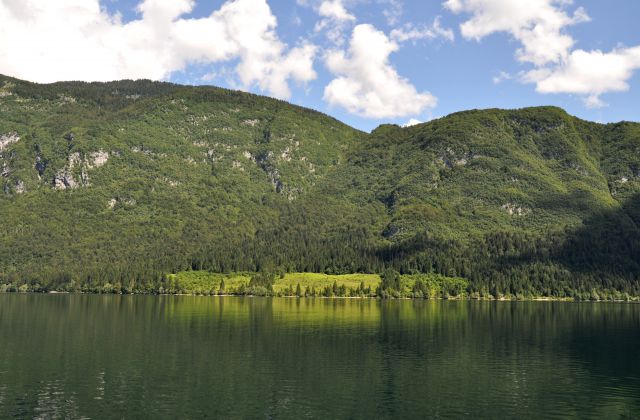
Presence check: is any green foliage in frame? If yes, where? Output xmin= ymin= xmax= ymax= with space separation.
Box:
xmin=380 ymin=268 xmax=401 ymax=291
xmin=248 ymin=270 xmax=277 ymax=295
xmin=0 ymin=75 xmax=639 ymax=299
xmin=409 ymin=273 xmax=468 ymax=299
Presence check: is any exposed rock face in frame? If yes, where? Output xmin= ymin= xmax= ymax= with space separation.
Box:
xmin=241 ymin=119 xmax=259 ymax=127
xmin=436 ymin=148 xmax=480 ymax=169
xmin=51 ymin=150 xmax=111 ymax=190
xmin=2 ymin=178 xmax=25 ymax=196
xmin=107 ymin=197 xmax=136 ymax=208
xmin=131 ymin=146 xmax=165 ymax=157
xmin=3 ymin=179 xmax=27 ymax=195
xmin=0 ymin=88 xmax=12 ymax=97
xmin=0 ymin=132 xmax=19 ymax=152
xmin=15 ymin=180 xmax=25 ymax=194
xmin=53 ymin=152 xmax=90 ymax=190
xmin=54 ymin=171 xmax=78 ymax=190
xmin=243 ymin=151 xmax=255 ymax=162
xmin=1 ymin=162 xmax=10 ymax=177
xmin=501 ymin=203 xmax=531 ymax=216
xmin=88 ymin=150 xmax=109 ymax=168
xmin=280 ymin=147 xmax=292 ymax=162
xmin=69 ymin=152 xmax=82 ymax=167
xmin=250 ymin=150 xmax=303 ymax=200
xmin=57 ymin=94 xmax=76 ymax=104
xmin=256 ymin=151 xmax=283 ymax=192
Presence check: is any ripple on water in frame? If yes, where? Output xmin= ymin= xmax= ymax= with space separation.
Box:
xmin=0 ymin=296 xmax=638 ymax=418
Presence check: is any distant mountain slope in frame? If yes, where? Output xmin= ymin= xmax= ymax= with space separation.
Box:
xmin=327 ymin=107 xmax=637 ymax=239
xmin=0 ymin=75 xmax=638 ymax=297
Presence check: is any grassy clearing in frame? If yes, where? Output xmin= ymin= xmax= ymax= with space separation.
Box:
xmin=167 ymin=271 xmax=380 ymax=295
xmin=166 ymin=271 xmax=250 ymax=294
xmin=274 ymin=273 xmax=380 ymax=293
xmin=166 ymin=271 xmax=470 ymax=299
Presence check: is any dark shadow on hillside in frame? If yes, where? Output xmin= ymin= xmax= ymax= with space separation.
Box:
xmin=492 ymin=192 xmax=640 ymax=283
xmin=491 ymin=188 xmax=640 ymax=374
xmin=556 ymin=192 xmax=640 ymax=276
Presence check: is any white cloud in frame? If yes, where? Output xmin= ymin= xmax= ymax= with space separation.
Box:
xmin=323 ymin=24 xmax=437 ymax=118
xmin=0 ymin=0 xmax=317 ymax=99
xmin=525 ymin=46 xmax=640 ymax=108
xmin=492 ymin=71 xmax=511 ymax=84
xmin=444 ymin=0 xmax=589 ymax=66
xmin=318 ymin=0 xmax=355 ymax=22
xmin=379 ymin=0 xmax=403 ymax=26
xmin=403 ymin=118 xmax=423 ymax=127
xmin=313 ymin=0 xmax=356 ymax=46
xmin=446 ymin=0 xmax=640 ymax=106
xmin=390 ymin=17 xmax=454 ymax=43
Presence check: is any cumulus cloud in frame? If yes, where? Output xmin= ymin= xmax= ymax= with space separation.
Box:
xmin=444 ymin=0 xmax=589 ymax=66
xmin=526 ymin=46 xmax=640 ymax=108
xmin=323 ymin=24 xmax=437 ymax=118
xmin=390 ymin=17 xmax=454 ymax=43
xmin=318 ymin=0 xmax=355 ymax=22
xmin=0 ymin=0 xmax=316 ymax=99
xmin=446 ymin=0 xmax=640 ymax=106
xmin=313 ymin=0 xmax=356 ymax=45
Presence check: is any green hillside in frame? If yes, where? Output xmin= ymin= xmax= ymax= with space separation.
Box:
xmin=1 ymin=75 xmax=639 ymax=299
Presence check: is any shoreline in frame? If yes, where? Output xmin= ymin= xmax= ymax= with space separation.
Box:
xmin=0 ymin=290 xmax=637 ymax=303
xmin=3 ymin=271 xmax=638 ymax=303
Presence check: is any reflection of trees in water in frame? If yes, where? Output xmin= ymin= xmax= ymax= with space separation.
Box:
xmin=0 ymin=295 xmax=638 ymax=418
xmin=373 ymin=301 xmax=640 ymax=417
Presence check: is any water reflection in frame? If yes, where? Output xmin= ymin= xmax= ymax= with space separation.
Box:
xmin=0 ymin=295 xmax=638 ymax=418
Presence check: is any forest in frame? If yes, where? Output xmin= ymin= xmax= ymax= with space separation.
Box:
xmin=0 ymin=74 xmax=639 ymax=300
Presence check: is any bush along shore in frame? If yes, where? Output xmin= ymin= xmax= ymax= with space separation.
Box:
xmin=2 ymin=269 xmax=638 ymax=302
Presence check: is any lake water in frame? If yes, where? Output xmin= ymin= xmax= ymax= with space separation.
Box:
xmin=0 ymin=295 xmax=638 ymax=419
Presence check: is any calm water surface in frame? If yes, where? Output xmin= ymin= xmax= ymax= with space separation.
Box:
xmin=0 ymin=295 xmax=638 ymax=419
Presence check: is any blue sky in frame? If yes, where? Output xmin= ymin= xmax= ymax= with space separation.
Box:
xmin=1 ymin=0 xmax=639 ymax=131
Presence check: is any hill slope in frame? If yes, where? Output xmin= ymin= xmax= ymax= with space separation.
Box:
xmin=1 ymin=75 xmax=639 ymax=297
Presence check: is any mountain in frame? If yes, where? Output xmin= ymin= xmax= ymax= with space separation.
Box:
xmin=1 ymin=74 xmax=639 ymax=298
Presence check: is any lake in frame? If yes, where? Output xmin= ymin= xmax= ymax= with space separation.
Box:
xmin=0 ymin=295 xmax=638 ymax=418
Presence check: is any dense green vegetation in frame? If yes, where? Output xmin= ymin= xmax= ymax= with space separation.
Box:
xmin=1 ymin=75 xmax=639 ymax=300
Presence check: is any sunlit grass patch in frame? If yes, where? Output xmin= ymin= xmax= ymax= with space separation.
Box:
xmin=275 ymin=273 xmax=380 ymax=293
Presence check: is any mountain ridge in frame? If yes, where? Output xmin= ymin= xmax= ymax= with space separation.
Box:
xmin=1 ymin=75 xmax=639 ymax=298
xmin=4 ymin=73 xmax=636 ymax=131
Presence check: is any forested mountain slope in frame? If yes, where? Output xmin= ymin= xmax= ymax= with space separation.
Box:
xmin=1 ymin=75 xmax=639 ymax=297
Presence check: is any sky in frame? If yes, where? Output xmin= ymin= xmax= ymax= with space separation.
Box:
xmin=0 ymin=0 xmax=639 ymax=132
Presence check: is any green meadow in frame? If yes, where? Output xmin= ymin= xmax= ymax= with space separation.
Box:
xmin=165 ymin=271 xmax=380 ymax=296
